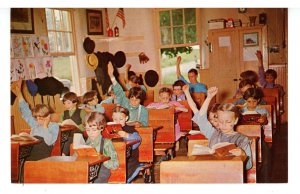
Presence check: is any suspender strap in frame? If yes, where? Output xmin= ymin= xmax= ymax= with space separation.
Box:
xmin=100 ymin=137 xmax=105 ymax=155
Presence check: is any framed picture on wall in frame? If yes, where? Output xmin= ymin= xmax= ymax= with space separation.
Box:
xmin=243 ymin=32 xmax=258 ymax=47
xmin=11 ymin=8 xmax=35 ymax=34
xmin=86 ymin=9 xmax=104 ymax=35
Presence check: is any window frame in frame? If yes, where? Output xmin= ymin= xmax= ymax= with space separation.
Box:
xmin=154 ymin=8 xmax=202 ymax=87
xmin=45 ymin=8 xmax=81 ymax=93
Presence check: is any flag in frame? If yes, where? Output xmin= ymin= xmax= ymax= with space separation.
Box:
xmin=104 ymin=8 xmax=110 ymax=31
xmin=116 ymin=8 xmax=126 ymax=28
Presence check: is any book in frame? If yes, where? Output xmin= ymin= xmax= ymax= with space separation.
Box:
xmin=73 ymin=133 xmax=91 ymax=149
xmin=191 ymin=142 xmax=237 ymax=156
xmin=59 ymin=119 xmax=79 ymax=128
xmin=11 ymin=132 xmax=39 ymax=141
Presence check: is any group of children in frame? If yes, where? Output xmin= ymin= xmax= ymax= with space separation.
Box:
xmin=12 ymin=50 xmax=283 ymax=183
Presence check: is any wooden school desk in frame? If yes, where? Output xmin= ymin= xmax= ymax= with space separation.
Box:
xmin=11 ymin=138 xmax=41 ymax=183
xmin=160 ymin=155 xmax=247 ymax=183
xmin=24 ymin=155 xmax=110 ymax=183
xmin=60 ymin=125 xmax=79 ymax=153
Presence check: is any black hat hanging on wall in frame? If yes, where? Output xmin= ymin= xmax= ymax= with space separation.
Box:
xmin=114 ymin=51 xmax=126 ymax=68
xmin=83 ymin=37 xmax=95 ymax=54
xmin=145 ymin=70 xmax=159 ymax=87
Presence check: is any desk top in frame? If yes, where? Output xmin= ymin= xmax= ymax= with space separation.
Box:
xmin=173 ymin=155 xmax=247 ymax=162
xmin=60 ymin=125 xmax=78 ymax=132
xmin=41 ymin=155 xmax=110 ymax=165
xmin=11 ymin=139 xmax=41 ymax=147
xmin=112 ymin=138 xmax=140 ymax=146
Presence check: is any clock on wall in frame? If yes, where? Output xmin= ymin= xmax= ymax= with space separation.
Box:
xmin=238 ymin=8 xmax=247 ymax=13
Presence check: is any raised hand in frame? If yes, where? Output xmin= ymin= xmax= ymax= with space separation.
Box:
xmin=125 ymin=64 xmax=131 ymax=70
xmin=255 ymin=50 xmax=263 ymax=65
xmin=182 ymin=84 xmax=189 ymax=93
xmin=176 ymin=56 xmax=182 ymax=66
xmin=107 ymin=61 xmax=114 ymax=77
xmin=207 ymin=87 xmax=218 ymax=99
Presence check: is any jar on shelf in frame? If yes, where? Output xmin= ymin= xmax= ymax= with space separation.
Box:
xmin=114 ymin=26 xmax=119 ymax=37
xmin=107 ymin=28 xmax=113 ymax=37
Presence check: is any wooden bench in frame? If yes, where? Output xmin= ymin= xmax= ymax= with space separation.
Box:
xmin=262 ymin=88 xmax=281 ymax=125
xmin=160 ymin=155 xmax=246 ymax=183
xmin=24 ymin=155 xmax=109 ymax=183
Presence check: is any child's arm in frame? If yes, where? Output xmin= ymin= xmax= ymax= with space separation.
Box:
xmin=182 ymin=85 xmax=198 ymax=114
xmin=108 ymin=61 xmax=130 ymax=108
xmin=199 ymin=87 xmax=218 ymax=116
xmin=256 ymin=50 xmax=267 ymax=87
xmin=176 ymin=56 xmax=182 ymax=79
xmin=124 ymin=64 xmax=131 ymax=85
xmin=118 ymin=131 xmax=141 ymax=150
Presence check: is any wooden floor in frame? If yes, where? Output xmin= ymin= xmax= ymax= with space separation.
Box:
xmin=132 ymin=122 xmax=288 ymax=183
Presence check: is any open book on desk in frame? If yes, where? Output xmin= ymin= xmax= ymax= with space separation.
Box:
xmin=11 ymin=132 xmax=39 ymax=141
xmin=59 ymin=119 xmax=79 ymax=128
xmin=191 ymin=142 xmax=237 ymax=156
xmin=73 ymin=133 xmax=98 ymax=156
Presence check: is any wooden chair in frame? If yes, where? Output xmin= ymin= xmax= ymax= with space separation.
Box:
xmin=177 ymin=100 xmax=193 ymax=134
xmin=259 ymin=104 xmax=274 ymax=145
xmin=262 ymin=88 xmax=281 ymax=125
xmin=262 ymin=96 xmax=278 ymax=130
xmin=102 ymin=103 xmax=117 ymax=122
xmin=148 ymin=108 xmax=175 ymax=158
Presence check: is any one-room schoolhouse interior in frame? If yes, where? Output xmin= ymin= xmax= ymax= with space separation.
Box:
xmin=10 ymin=8 xmax=288 ymax=184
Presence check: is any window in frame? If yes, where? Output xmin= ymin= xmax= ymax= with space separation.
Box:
xmin=157 ymin=8 xmax=201 ymax=85
xmin=45 ymin=8 xmax=79 ymax=92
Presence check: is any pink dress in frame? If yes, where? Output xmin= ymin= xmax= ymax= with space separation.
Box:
xmin=147 ymin=101 xmax=185 ymax=141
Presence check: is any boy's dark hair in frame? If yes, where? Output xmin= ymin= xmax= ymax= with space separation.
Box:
xmin=83 ymin=90 xmax=97 ymax=104
xmin=172 ymin=80 xmax=185 ymax=88
xmin=239 ymin=79 xmax=255 ymax=89
xmin=209 ymin=103 xmax=220 ymax=114
xmin=159 ymin=87 xmax=173 ymax=95
xmin=240 ymin=70 xmax=258 ymax=84
xmin=129 ymin=75 xmax=140 ymax=84
xmin=188 ymin=68 xmax=198 ymax=75
xmin=128 ymin=86 xmax=145 ymax=102
xmin=243 ymin=87 xmax=263 ymax=101
xmin=85 ymin=112 xmax=107 ymax=130
xmin=265 ymin=69 xmax=277 ymax=79
xmin=62 ymin=92 xmax=78 ymax=104
xmin=113 ymin=105 xmax=129 ymax=116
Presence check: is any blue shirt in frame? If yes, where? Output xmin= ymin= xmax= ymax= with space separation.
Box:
xmin=19 ymin=100 xmax=59 ymax=146
xmin=179 ymin=75 xmax=207 ymax=93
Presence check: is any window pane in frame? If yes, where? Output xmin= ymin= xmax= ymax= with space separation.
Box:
xmin=172 ymin=9 xmax=183 ymax=26
xmin=160 ymin=45 xmax=200 ymax=85
xmin=54 ymin=10 xmax=62 ymax=30
xmin=173 ymin=27 xmax=184 ymax=44
xmin=160 ymin=27 xmax=172 ymax=45
xmin=62 ymin=11 xmax=71 ymax=31
xmin=45 ymin=9 xmax=54 ymax=30
xmin=52 ymin=56 xmax=73 ymax=87
xmin=159 ymin=11 xmax=170 ymax=27
xmin=185 ymin=25 xmax=197 ymax=43
xmin=56 ymin=32 xmax=63 ymax=52
xmin=62 ymin=32 xmax=73 ymax=52
xmin=48 ymin=32 xmax=57 ymax=53
xmin=184 ymin=8 xmax=196 ymax=24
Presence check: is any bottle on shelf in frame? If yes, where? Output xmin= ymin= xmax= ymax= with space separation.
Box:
xmin=114 ymin=26 xmax=119 ymax=37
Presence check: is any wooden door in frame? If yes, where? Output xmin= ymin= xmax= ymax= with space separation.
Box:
xmin=208 ymin=28 xmax=239 ymax=102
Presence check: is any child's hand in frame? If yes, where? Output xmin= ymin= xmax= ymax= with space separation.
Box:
xmin=125 ymin=64 xmax=131 ymax=70
xmin=255 ymin=50 xmax=263 ymax=62
xmin=182 ymin=84 xmax=189 ymax=93
xmin=107 ymin=61 xmax=114 ymax=77
xmin=117 ymin=131 xmax=128 ymax=138
xmin=229 ymin=147 xmax=244 ymax=156
xmin=134 ymin=122 xmax=142 ymax=128
xmin=258 ymin=115 xmax=267 ymax=125
xmin=176 ymin=56 xmax=182 ymax=66
xmin=207 ymin=87 xmax=218 ymax=99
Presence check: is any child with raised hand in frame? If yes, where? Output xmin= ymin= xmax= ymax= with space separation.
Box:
xmin=84 ymin=112 xmax=119 ymax=183
xmin=171 ymin=80 xmax=186 ymax=101
xmin=176 ymin=56 xmax=207 ymax=94
xmin=256 ymin=50 xmax=285 ymax=97
xmin=124 ymin=64 xmax=147 ymax=92
xmin=183 ymin=85 xmax=252 ymax=170
xmin=14 ymin=80 xmax=59 ymax=160
xmin=240 ymin=87 xmax=268 ymax=125
xmin=60 ymin=92 xmax=86 ymax=155
xmin=112 ymin=106 xmax=141 ymax=182
xmin=108 ymin=62 xmax=148 ymax=128
xmin=81 ymin=90 xmax=105 ymax=113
